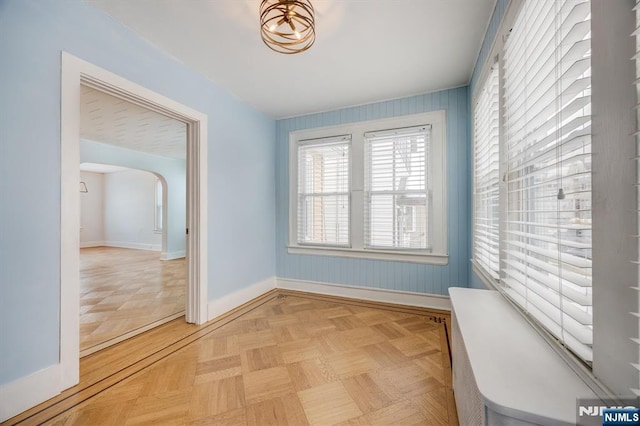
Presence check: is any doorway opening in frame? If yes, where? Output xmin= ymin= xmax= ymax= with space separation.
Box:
xmin=60 ymin=52 xmax=208 ymax=390
xmin=79 ymin=162 xmax=186 ymax=356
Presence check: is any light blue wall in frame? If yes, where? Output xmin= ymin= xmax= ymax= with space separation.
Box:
xmin=468 ymin=0 xmax=510 ymax=289
xmin=275 ymin=87 xmax=471 ymax=295
xmin=0 ymin=0 xmax=275 ymax=385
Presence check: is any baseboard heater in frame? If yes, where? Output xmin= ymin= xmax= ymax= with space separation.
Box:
xmin=449 ymin=288 xmax=597 ymax=425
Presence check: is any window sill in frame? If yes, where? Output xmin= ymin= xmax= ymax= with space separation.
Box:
xmin=449 ymin=288 xmax=598 ymax=424
xmin=287 ymin=245 xmax=448 ymax=265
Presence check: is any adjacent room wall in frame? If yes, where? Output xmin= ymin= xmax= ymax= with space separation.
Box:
xmin=0 ymin=0 xmax=275 ymax=386
xmin=275 ymin=87 xmax=470 ymax=295
xmin=103 ymin=169 xmax=161 ymax=251
xmin=79 ymin=171 xmax=104 ymax=247
xmin=81 ymin=140 xmax=186 ymax=259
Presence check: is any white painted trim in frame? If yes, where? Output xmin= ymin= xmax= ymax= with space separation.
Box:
xmin=287 ymin=246 xmax=448 ymax=265
xmin=276 ymin=277 xmax=451 ymax=311
xmin=0 ymin=364 xmax=61 ymax=422
xmin=60 ymin=51 xmax=81 ymax=391
xmin=79 ymin=240 xmax=105 ymax=248
xmin=161 ymin=250 xmax=186 ymax=260
xmin=60 ymin=52 xmax=208 ymax=404
xmin=208 ymin=277 xmax=277 ymax=321
xmin=103 ymin=241 xmax=161 ymax=251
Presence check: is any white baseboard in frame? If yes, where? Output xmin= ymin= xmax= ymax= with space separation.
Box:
xmin=276 ymin=278 xmax=451 ymax=311
xmin=208 ymin=276 xmax=276 ymax=321
xmin=0 ymin=364 xmax=61 ymax=422
xmin=205 ymin=276 xmax=450 ymax=324
xmin=80 ymin=240 xmax=104 ymax=248
xmin=161 ymin=250 xmax=186 ymax=260
xmin=103 ymin=241 xmax=161 ymax=252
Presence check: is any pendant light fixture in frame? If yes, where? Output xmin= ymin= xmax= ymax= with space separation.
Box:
xmin=260 ymin=0 xmax=315 ymax=54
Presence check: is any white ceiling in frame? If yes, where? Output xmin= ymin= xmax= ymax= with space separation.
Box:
xmin=80 ymin=85 xmax=186 ymax=159
xmin=85 ymin=0 xmax=496 ymax=118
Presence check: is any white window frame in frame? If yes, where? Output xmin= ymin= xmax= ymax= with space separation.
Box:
xmin=288 ymin=111 xmax=447 ymax=265
xmin=154 ymin=177 xmax=163 ymax=233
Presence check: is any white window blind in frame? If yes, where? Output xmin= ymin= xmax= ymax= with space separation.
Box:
xmin=502 ymin=0 xmax=593 ymax=363
xmin=297 ymin=136 xmax=350 ymax=246
xmin=632 ymin=0 xmax=640 ymax=396
xmin=364 ymin=126 xmax=430 ymax=250
xmin=473 ymin=66 xmax=501 ymax=280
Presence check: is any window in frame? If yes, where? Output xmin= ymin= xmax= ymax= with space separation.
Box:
xmin=296 ymin=136 xmax=350 ymax=246
xmin=289 ymin=112 xmax=447 ymax=264
xmin=473 ymin=66 xmax=501 ymax=280
xmin=154 ymin=178 xmax=163 ymax=233
xmin=500 ymin=0 xmax=593 ymax=363
xmin=364 ymin=126 xmax=430 ymax=250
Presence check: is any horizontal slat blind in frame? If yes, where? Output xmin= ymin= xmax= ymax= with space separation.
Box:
xmin=502 ymin=0 xmax=593 ymax=363
xmin=632 ymin=0 xmax=640 ymax=397
xmin=473 ymin=66 xmax=500 ymax=280
xmin=297 ymin=136 xmax=350 ymax=246
xmin=364 ymin=126 xmax=430 ymax=250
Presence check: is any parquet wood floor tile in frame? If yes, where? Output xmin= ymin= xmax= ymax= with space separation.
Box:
xmin=79 ymin=247 xmax=186 ymax=354
xmin=11 ymin=292 xmax=456 ymax=426
xmin=298 ymin=382 xmax=363 ymax=425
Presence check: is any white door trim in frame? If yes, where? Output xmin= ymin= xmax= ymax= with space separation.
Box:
xmin=60 ymin=52 xmax=208 ymax=390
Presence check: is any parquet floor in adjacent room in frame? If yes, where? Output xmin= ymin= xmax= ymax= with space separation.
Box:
xmin=80 ymin=247 xmax=186 ymax=355
xmin=35 ymin=292 xmax=456 ymax=425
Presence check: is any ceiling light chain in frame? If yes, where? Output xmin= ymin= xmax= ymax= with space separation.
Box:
xmin=260 ymin=0 xmax=315 ymax=54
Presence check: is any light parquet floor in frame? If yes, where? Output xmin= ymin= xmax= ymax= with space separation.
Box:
xmin=16 ymin=291 xmax=457 ymax=426
xmin=80 ymin=247 xmax=186 ymax=354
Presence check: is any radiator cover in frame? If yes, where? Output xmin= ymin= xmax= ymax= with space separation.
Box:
xmin=452 ymin=310 xmax=485 ymax=425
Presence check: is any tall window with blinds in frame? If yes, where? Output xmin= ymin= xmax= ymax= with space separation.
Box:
xmin=473 ymin=67 xmax=500 ymax=280
xmin=297 ymin=136 xmax=351 ymax=246
xmin=501 ymin=1 xmax=593 ymax=363
xmin=364 ymin=126 xmax=431 ymax=250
